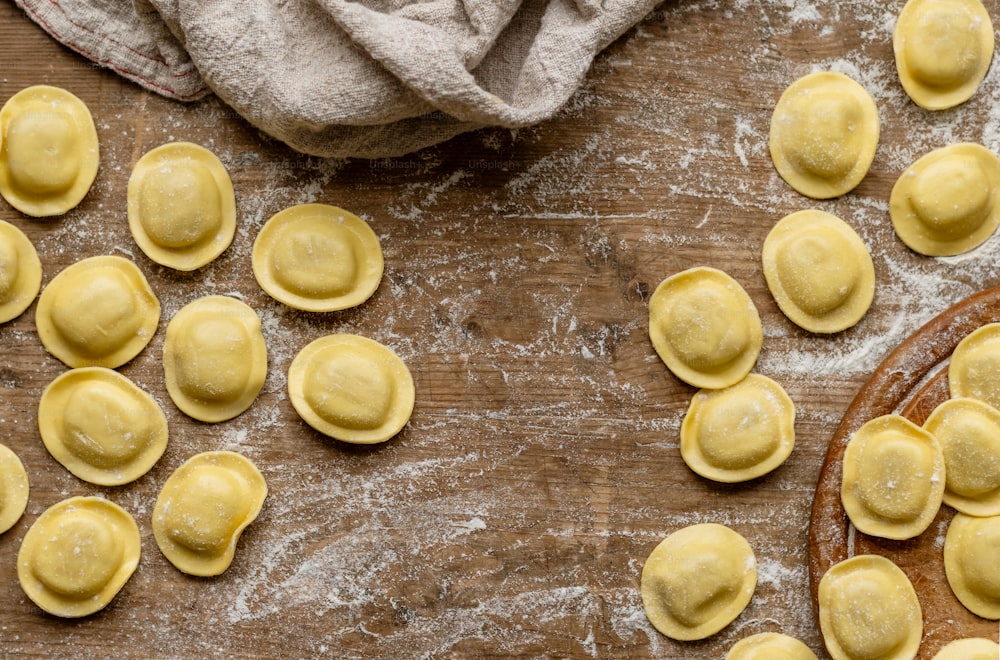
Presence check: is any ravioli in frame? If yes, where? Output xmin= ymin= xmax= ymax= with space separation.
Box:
xmin=17 ymin=496 xmax=140 ymax=618
xmin=127 ymin=142 xmax=237 ymax=271
xmin=648 ymin=267 xmax=762 ymax=389
xmin=725 ymin=632 xmax=819 ymax=660
xmin=818 ymin=555 xmax=922 ymax=660
xmin=288 ymin=334 xmax=415 ymax=444
xmin=894 ymin=0 xmax=994 ymax=110
xmin=762 ymin=209 xmax=875 ymax=333
xmin=38 ymin=367 xmax=168 ymax=486
xmin=0 ymin=443 xmax=29 ymax=534
xmin=0 ymin=220 xmax=41 ymax=324
xmin=640 ymin=523 xmax=757 ymax=641
xmin=923 ymin=397 xmax=1000 ymax=516
xmin=931 ymin=637 xmax=1000 ymax=660
xmin=949 ymin=322 xmax=1000 ymax=409
xmin=680 ymin=373 xmax=796 ymax=482
xmin=252 ymin=203 xmax=383 ymax=312
xmin=769 ymin=71 xmax=880 ymax=199
xmin=153 ymin=451 xmax=267 ymax=576
xmin=889 ymin=143 xmax=1000 ymax=256
xmin=0 ymin=85 xmax=100 ymax=217
xmin=163 ymin=295 xmax=267 ymax=423
xmin=943 ymin=512 xmax=1000 ymax=620
xmin=35 ymin=255 xmax=160 ymax=368
xmin=840 ymin=414 xmax=945 ymax=540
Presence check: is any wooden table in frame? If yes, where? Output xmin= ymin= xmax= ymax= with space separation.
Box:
xmin=2 ymin=1 xmax=999 ymax=657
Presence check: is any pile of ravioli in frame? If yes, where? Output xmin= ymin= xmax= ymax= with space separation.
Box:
xmin=0 ymin=85 xmax=416 ymax=618
xmin=641 ymin=0 xmax=1000 ymax=658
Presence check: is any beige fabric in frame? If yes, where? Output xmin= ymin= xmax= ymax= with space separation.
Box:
xmin=14 ymin=0 xmax=659 ymax=158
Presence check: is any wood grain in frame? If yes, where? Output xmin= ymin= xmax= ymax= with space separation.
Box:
xmin=1 ymin=0 xmax=1000 ymax=657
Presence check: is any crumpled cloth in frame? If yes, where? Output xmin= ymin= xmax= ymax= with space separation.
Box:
xmin=14 ymin=0 xmax=660 ymax=159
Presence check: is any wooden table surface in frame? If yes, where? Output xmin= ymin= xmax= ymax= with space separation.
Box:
xmin=2 ymin=1 xmax=1000 ymax=658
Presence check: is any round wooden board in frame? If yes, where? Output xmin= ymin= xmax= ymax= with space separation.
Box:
xmin=808 ymin=286 xmax=1000 ymax=658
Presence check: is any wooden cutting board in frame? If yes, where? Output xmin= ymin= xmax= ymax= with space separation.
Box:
xmin=808 ymin=286 xmax=1000 ymax=659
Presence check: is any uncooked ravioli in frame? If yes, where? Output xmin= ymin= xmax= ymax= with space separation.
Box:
xmin=769 ymin=71 xmax=879 ymax=199
xmin=162 ymin=295 xmax=267 ymax=423
xmin=640 ymin=523 xmax=756 ymax=641
xmin=35 ymin=255 xmax=160 ymax=369
xmin=648 ymin=267 xmax=762 ymax=389
xmin=818 ymin=554 xmax=922 ymax=660
xmin=680 ymin=373 xmax=796 ymax=483
xmin=889 ymin=143 xmax=1000 ymax=256
xmin=17 ymin=496 xmax=140 ymax=618
xmin=0 ymin=85 xmax=99 ymax=217
xmin=943 ymin=512 xmax=1000 ymax=620
xmin=894 ymin=0 xmax=994 ymax=110
xmin=0 ymin=443 xmax=29 ymax=534
xmin=762 ymin=209 xmax=874 ymax=333
xmin=0 ymin=219 xmax=41 ymax=324
xmin=923 ymin=397 xmax=1000 ymax=516
xmin=127 ymin=142 xmax=237 ymax=271
xmin=840 ymin=414 xmax=944 ymax=540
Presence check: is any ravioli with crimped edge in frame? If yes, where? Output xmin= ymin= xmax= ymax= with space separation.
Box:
xmin=0 ymin=443 xmax=29 ymax=534
xmin=17 ymin=496 xmax=140 ymax=618
xmin=818 ymin=554 xmax=922 ymax=660
xmin=769 ymin=71 xmax=879 ymax=199
xmin=127 ymin=142 xmax=237 ymax=271
xmin=163 ymin=295 xmax=267 ymax=423
xmin=0 ymin=220 xmax=41 ymax=324
xmin=894 ymin=0 xmax=994 ymax=110
xmin=38 ymin=367 xmax=168 ymax=486
xmin=943 ymin=512 xmax=1000 ymax=620
xmin=640 ymin=522 xmax=756 ymax=641
xmin=252 ymin=203 xmax=383 ymax=312
xmin=648 ymin=266 xmax=762 ymax=390
xmin=153 ymin=451 xmax=267 ymax=577
xmin=840 ymin=413 xmax=944 ymax=540
xmin=890 ymin=143 xmax=1000 ymax=256
xmin=680 ymin=373 xmax=795 ymax=483
xmin=35 ymin=255 xmax=160 ymax=369
xmin=0 ymin=85 xmax=99 ymax=217
xmin=923 ymin=397 xmax=1000 ymax=516
xmin=762 ymin=209 xmax=874 ymax=333
xmin=288 ymin=334 xmax=415 ymax=444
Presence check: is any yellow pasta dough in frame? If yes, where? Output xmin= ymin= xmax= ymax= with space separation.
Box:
xmin=725 ymin=632 xmax=819 ymax=660
xmin=761 ymin=210 xmax=875 ymax=333
xmin=840 ymin=414 xmax=945 ymax=540
xmin=950 ymin=322 xmax=1000 ymax=409
xmin=894 ymin=0 xmax=994 ymax=110
xmin=0 ymin=443 xmax=29 ymax=534
xmin=127 ymin=142 xmax=237 ymax=271
xmin=680 ymin=373 xmax=796 ymax=482
xmin=648 ymin=267 xmax=762 ymax=390
xmin=252 ymin=203 xmax=383 ymax=312
xmin=17 ymin=496 xmax=140 ymax=618
xmin=923 ymin=397 xmax=1000 ymax=516
xmin=640 ymin=523 xmax=757 ymax=641
xmin=35 ymin=255 xmax=160 ymax=369
xmin=0 ymin=85 xmax=99 ymax=217
xmin=889 ymin=143 xmax=1000 ymax=256
xmin=288 ymin=334 xmax=415 ymax=444
xmin=163 ymin=295 xmax=267 ymax=423
xmin=152 ymin=451 xmax=267 ymax=576
xmin=38 ymin=367 xmax=168 ymax=486
xmin=818 ymin=555 xmax=922 ymax=660
xmin=0 ymin=220 xmax=41 ymax=324
xmin=932 ymin=637 xmax=1000 ymax=660
xmin=944 ymin=512 xmax=1000 ymax=619
xmin=769 ymin=71 xmax=880 ymax=199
